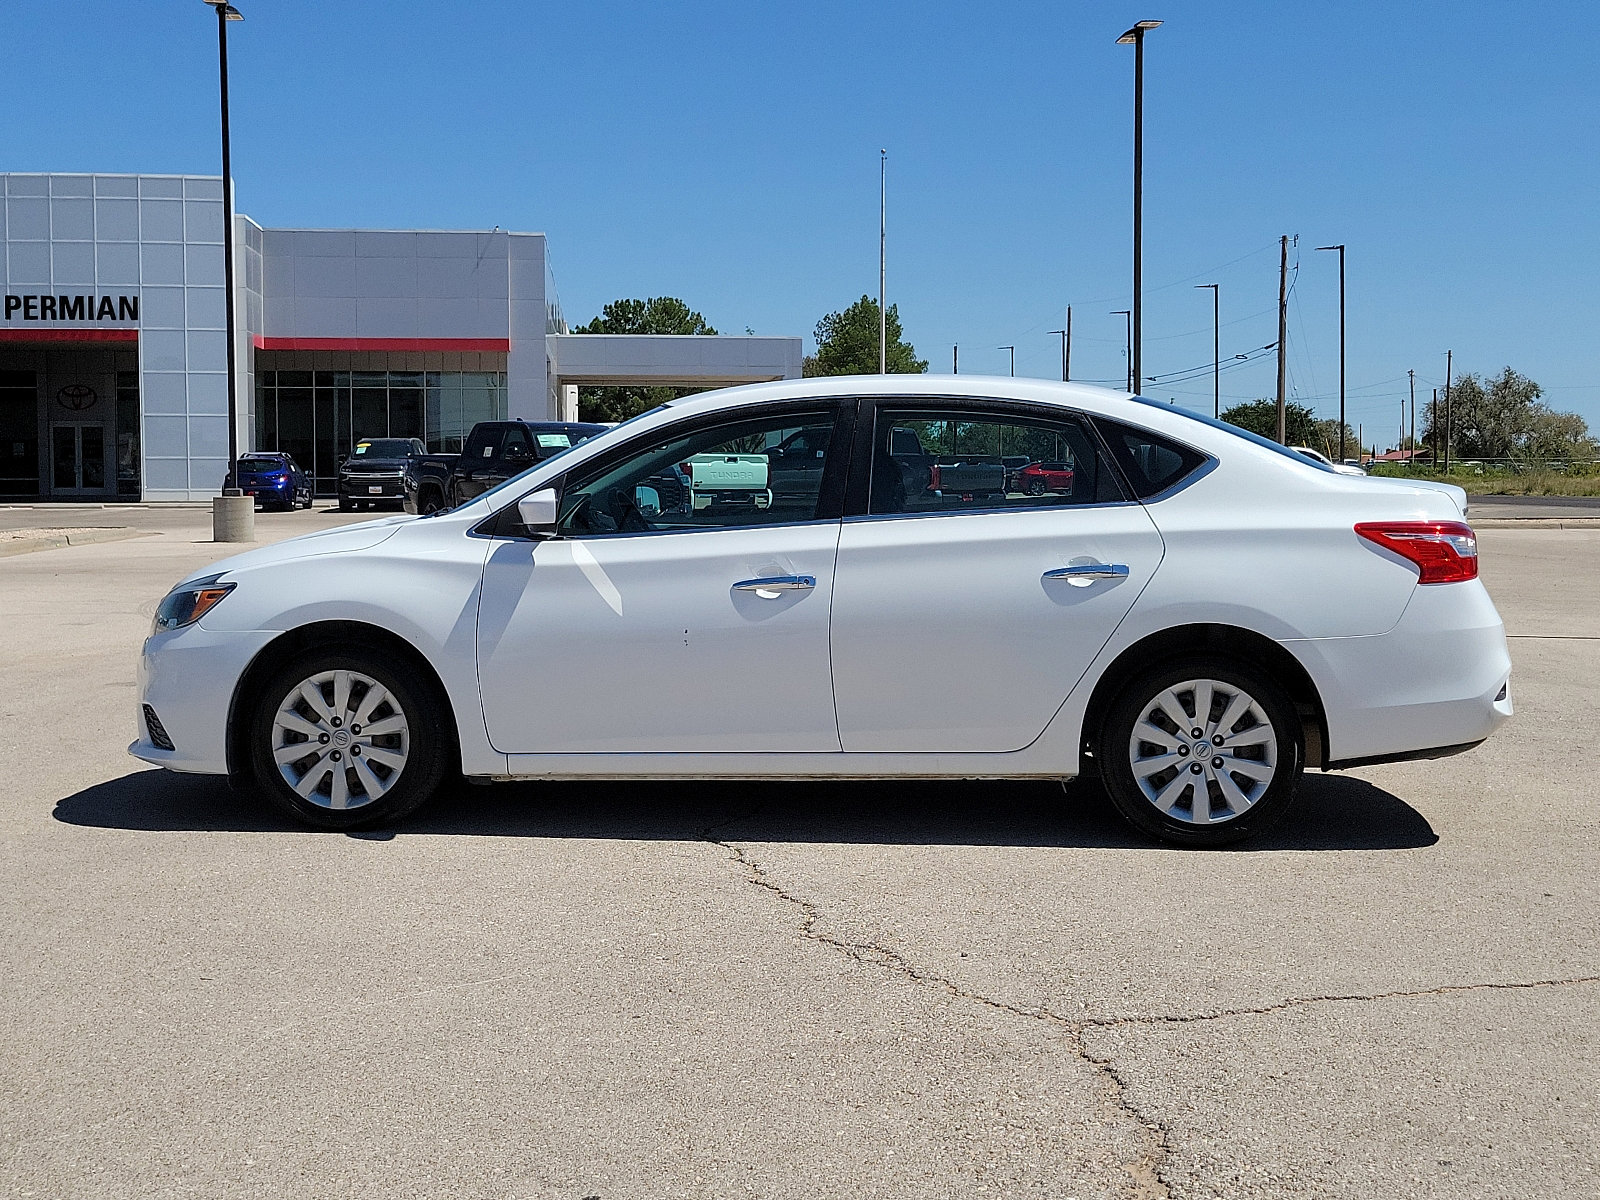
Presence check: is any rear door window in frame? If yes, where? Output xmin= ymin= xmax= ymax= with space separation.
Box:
xmin=464 ymin=426 xmax=503 ymax=461
xmin=866 ymin=406 xmax=1125 ymax=515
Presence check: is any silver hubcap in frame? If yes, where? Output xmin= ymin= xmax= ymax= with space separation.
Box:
xmin=270 ymin=669 xmax=410 ymax=810
xmin=1128 ymin=677 xmax=1278 ymax=825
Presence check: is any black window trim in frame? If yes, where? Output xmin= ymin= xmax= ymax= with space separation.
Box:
xmin=475 ymin=398 xmax=860 ymax=541
xmin=844 ymin=394 xmax=1140 ymax=522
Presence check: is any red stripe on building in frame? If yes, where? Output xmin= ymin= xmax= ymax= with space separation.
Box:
xmin=0 ymin=328 xmax=139 ymax=343
xmin=252 ymin=336 xmax=511 ymax=352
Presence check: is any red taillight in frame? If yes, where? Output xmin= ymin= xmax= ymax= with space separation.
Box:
xmin=1355 ymin=521 xmax=1478 ymax=584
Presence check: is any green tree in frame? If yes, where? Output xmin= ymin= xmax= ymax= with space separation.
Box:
xmin=573 ymin=297 xmax=718 ymax=422
xmin=1421 ymin=367 xmax=1594 ymax=461
xmin=1313 ymin=417 xmax=1358 ymax=460
xmin=1219 ymin=398 xmax=1321 ymax=446
xmin=803 ymin=296 xmax=927 ymax=377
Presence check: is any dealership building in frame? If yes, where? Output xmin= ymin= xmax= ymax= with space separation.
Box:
xmin=0 ymin=172 xmax=801 ymax=501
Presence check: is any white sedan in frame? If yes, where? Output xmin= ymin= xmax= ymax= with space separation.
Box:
xmin=133 ymin=377 xmax=1512 ymax=846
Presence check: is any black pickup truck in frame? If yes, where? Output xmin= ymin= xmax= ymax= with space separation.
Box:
xmin=402 ymin=420 xmax=607 ymax=514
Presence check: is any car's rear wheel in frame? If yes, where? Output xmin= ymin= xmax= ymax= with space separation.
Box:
xmin=248 ymin=647 xmax=450 ymax=829
xmin=1099 ymin=657 xmax=1302 ymax=847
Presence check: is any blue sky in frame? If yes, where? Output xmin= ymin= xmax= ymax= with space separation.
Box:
xmin=8 ymin=1 xmax=1599 ymax=442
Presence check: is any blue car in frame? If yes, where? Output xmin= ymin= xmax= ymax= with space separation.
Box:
xmin=224 ymin=452 xmax=313 ymax=511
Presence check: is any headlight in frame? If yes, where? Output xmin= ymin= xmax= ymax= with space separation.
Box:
xmin=153 ymin=575 xmax=235 ymax=634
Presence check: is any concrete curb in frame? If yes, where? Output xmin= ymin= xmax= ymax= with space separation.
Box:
xmin=0 ymin=528 xmax=156 ymax=558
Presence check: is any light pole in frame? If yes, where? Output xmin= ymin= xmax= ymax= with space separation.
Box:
xmin=203 ymin=0 xmax=248 ymax=539
xmin=998 ymin=346 xmax=1015 ymax=377
xmin=1110 ymin=310 xmax=1132 ymax=391
xmin=1194 ymin=283 xmax=1218 ymax=417
xmin=1315 ymin=244 xmax=1346 ymax=461
xmin=879 ymin=149 xmax=887 ymax=374
xmin=1117 ymin=19 xmax=1161 ymax=394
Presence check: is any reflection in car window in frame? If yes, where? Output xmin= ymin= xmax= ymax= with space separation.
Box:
xmin=868 ymin=408 xmax=1123 ymax=515
xmin=558 ymin=411 xmax=836 ymax=536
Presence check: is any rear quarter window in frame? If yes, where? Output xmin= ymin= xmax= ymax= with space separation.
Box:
xmin=1093 ymin=416 xmax=1211 ymax=499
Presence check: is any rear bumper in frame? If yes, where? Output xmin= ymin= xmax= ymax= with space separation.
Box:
xmin=1289 ymin=579 xmax=1512 ymax=766
xmin=239 ymin=480 xmax=294 ymax=502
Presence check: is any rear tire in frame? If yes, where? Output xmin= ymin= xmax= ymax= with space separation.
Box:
xmin=1099 ymin=656 xmax=1303 ymax=847
xmin=248 ymin=645 xmax=451 ymax=830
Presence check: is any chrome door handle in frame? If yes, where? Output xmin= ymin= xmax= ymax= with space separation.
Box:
xmin=733 ymin=574 xmax=816 ymax=593
xmin=1043 ymin=563 xmax=1129 ymax=581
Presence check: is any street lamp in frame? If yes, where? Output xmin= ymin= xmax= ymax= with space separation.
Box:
xmin=998 ymin=345 xmax=1015 ymax=377
xmin=1315 ymin=244 xmax=1346 ymax=461
xmin=1110 ymin=310 xmax=1132 ymax=391
xmin=1116 ymin=18 xmax=1161 ymax=394
xmin=203 ymin=0 xmax=246 ymax=537
xmin=1194 ymin=283 xmax=1218 ymax=418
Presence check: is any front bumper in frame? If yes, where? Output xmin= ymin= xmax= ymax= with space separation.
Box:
xmin=130 ymin=624 xmax=279 ymax=775
xmin=339 ymin=474 xmax=405 ymax=500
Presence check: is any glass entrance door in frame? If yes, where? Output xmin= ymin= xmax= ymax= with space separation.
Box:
xmin=50 ymin=424 xmax=107 ymax=494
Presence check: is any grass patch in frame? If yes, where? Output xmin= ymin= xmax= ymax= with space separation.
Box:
xmin=1367 ymin=463 xmax=1600 ymax=496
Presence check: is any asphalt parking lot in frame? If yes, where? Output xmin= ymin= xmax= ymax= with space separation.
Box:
xmin=1 ymin=504 xmax=1596 ymax=1199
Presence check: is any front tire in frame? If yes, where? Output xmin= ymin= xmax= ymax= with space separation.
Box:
xmin=248 ymin=646 xmax=451 ymax=830
xmin=1099 ymin=657 xmax=1303 ymax=847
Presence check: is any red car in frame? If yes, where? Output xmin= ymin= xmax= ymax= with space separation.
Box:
xmin=1015 ymin=460 xmax=1074 ymax=495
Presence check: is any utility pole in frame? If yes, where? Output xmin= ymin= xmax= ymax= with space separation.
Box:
xmin=1111 ymin=310 xmax=1132 ymax=391
xmin=1314 ymin=244 xmax=1346 ymax=461
xmin=1275 ymin=234 xmax=1289 ymax=444
xmin=1443 ymin=349 xmax=1453 ymax=472
xmin=878 ymin=149 xmax=887 ymax=375
xmin=1117 ymin=20 xmax=1160 ymax=393
xmin=1065 ymin=305 xmax=1072 ymax=381
xmin=952 ymin=345 xmax=958 ymax=374
xmin=1431 ymin=389 xmax=1438 ymax=464
xmin=1408 ymin=369 xmax=1416 ymax=468
xmin=998 ymin=345 xmax=1015 ymax=377
xmin=1195 ymin=283 xmax=1219 ymax=418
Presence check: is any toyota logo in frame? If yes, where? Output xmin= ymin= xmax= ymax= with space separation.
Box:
xmin=56 ymin=384 xmax=98 ymax=412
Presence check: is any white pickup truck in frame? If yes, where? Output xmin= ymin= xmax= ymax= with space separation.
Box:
xmin=681 ymin=453 xmax=772 ymax=512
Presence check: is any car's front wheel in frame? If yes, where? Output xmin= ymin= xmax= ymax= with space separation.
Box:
xmin=248 ymin=647 xmax=450 ymax=829
xmin=1099 ymin=657 xmax=1303 ymax=847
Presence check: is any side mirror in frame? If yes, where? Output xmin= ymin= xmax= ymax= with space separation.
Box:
xmin=633 ymin=485 xmax=661 ymax=516
xmin=504 ymin=446 xmax=533 ymax=465
xmin=517 ymin=488 xmax=559 ymax=534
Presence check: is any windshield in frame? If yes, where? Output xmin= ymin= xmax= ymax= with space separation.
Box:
xmin=1130 ymin=396 xmax=1337 ymax=473
xmin=352 ymin=439 xmax=416 ymax=458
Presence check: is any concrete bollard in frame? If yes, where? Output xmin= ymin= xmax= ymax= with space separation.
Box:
xmin=212 ymin=494 xmax=256 ymax=543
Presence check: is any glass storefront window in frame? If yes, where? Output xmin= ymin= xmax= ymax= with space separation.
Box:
xmin=255 ymin=367 xmax=507 ymax=494
xmin=116 ymin=371 xmax=140 ymax=496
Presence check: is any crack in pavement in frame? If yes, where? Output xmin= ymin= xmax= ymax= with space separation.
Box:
xmin=1078 ymin=974 xmax=1600 ymax=1033
xmin=698 ymin=824 xmax=1174 ymax=1199
xmin=701 ymin=818 xmax=1600 ymax=1200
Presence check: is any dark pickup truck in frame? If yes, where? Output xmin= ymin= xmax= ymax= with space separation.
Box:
xmin=402 ymin=420 xmax=607 ymax=514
